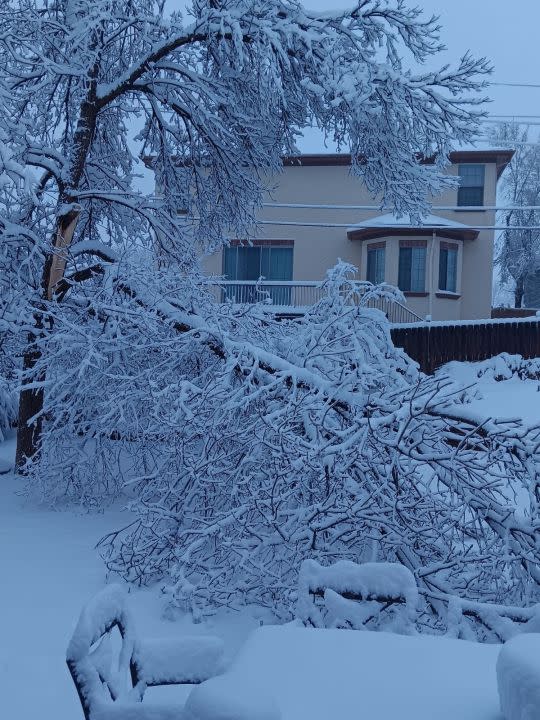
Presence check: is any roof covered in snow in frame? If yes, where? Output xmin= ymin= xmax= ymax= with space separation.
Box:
xmin=347 ymin=213 xmax=480 ymax=242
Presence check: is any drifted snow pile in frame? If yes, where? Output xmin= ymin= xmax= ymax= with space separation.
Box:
xmin=497 ymin=634 xmax=540 ymax=720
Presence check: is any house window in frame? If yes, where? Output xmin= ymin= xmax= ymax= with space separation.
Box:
xmin=439 ymin=242 xmax=458 ymax=293
xmin=366 ymin=243 xmax=385 ymax=284
xmin=223 ymin=240 xmax=293 ymax=303
xmin=457 ymin=164 xmax=485 ymax=207
xmin=398 ymin=241 xmax=426 ymax=292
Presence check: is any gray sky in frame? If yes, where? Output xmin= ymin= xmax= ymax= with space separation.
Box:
xmin=168 ymin=0 xmax=540 ymax=147
xmin=303 ymin=0 xmax=540 ymax=123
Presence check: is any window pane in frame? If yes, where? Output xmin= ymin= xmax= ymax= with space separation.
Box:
xmin=268 ymin=247 xmax=293 ymax=303
xmin=410 ymin=247 xmax=426 ymax=292
xmin=367 ymin=247 xmax=384 ymax=284
xmin=375 ymin=248 xmax=385 ymax=283
xmin=457 ymin=186 xmax=484 ymax=206
xmin=398 ymin=247 xmax=412 ymax=291
xmin=223 ymin=246 xmax=237 ymax=279
xmin=260 ymin=247 xmax=271 ymax=279
xmin=237 ymin=246 xmax=261 ymax=280
xmin=439 ymin=248 xmax=448 ymax=290
xmin=447 ymin=248 xmax=457 ymax=293
xmin=458 ymin=164 xmax=484 ymax=206
xmin=459 ymin=164 xmax=485 ymax=187
xmin=269 ymin=247 xmax=293 ymax=281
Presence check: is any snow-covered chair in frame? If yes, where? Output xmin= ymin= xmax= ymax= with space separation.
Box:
xmin=497 ymin=633 xmax=540 ymax=720
xmin=67 ymin=584 xmax=224 ymax=720
xmin=296 ymin=559 xmax=418 ymax=634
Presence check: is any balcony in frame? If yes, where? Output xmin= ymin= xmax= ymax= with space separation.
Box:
xmin=206 ymin=280 xmax=423 ymax=324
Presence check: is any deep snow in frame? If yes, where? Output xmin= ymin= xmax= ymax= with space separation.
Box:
xmin=187 ymin=625 xmax=502 ymax=720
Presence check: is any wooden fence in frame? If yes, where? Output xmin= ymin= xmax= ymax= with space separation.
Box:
xmin=390 ymin=319 xmax=540 ymax=374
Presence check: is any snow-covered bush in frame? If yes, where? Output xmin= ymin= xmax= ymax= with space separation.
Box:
xmin=470 ymin=353 xmax=540 ymax=381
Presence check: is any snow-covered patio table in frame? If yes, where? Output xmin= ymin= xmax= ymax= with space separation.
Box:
xmin=185 ymin=625 xmax=502 ymax=720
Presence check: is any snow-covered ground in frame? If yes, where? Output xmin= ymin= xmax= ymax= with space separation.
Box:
xmin=0 ymin=433 xmax=260 ymax=719
xmin=186 ymin=625 xmax=501 ymax=720
xmin=2 ymin=358 xmax=539 ymax=719
xmin=440 ymin=358 xmax=540 ymax=427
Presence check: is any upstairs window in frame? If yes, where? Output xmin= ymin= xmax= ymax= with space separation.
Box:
xmin=398 ymin=241 xmax=426 ymax=293
xmin=366 ymin=243 xmax=385 ymax=284
xmin=439 ymin=242 xmax=458 ymax=293
xmin=457 ymin=164 xmax=485 ymax=207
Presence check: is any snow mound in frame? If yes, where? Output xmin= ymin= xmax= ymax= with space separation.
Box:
xmin=497 ymin=633 xmax=540 ymax=720
xmin=297 ymin=560 xmax=418 ymax=632
xmin=92 ymin=703 xmax=181 ymax=720
xmin=186 ymin=624 xmax=499 ymax=720
xmin=134 ymin=635 xmax=224 ymax=685
xmin=185 ymin=674 xmax=281 ymax=720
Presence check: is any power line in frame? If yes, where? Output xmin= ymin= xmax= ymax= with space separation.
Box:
xmin=488 ymin=115 xmax=540 ymax=120
xmin=262 ymin=203 xmax=540 ymax=212
xmin=490 ymin=82 xmax=540 ymax=89
xmin=256 ymin=219 xmax=540 ymax=231
xmin=481 ymin=119 xmax=540 ymax=127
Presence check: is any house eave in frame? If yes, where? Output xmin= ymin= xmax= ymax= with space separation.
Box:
xmin=282 ymin=150 xmax=514 ymax=179
xmin=347 ymin=227 xmax=479 ymax=242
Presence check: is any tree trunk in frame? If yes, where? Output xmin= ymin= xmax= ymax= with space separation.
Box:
xmin=15 ymin=332 xmax=45 ymax=471
xmin=14 ymin=66 xmax=100 ymax=471
xmin=514 ymin=276 xmax=525 ymax=308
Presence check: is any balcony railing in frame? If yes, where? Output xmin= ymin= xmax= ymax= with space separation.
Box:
xmin=206 ymin=280 xmax=424 ymax=324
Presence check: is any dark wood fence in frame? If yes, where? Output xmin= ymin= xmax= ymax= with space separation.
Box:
xmin=390 ymin=319 xmax=540 ymax=374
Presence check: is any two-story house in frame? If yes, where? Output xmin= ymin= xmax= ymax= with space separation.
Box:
xmin=202 ymin=150 xmax=513 ymax=321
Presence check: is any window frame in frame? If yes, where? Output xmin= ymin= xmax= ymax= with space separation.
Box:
xmin=438 ymin=241 xmax=459 ymax=293
xmin=366 ymin=242 xmax=386 ymax=285
xmin=398 ymin=240 xmax=427 ymax=293
xmin=457 ymin=163 xmax=485 ymax=208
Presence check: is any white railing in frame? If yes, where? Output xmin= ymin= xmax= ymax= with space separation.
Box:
xmin=206 ymin=280 xmax=423 ymax=324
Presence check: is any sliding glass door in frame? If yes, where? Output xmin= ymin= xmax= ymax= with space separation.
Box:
xmin=223 ymin=244 xmax=293 ymax=304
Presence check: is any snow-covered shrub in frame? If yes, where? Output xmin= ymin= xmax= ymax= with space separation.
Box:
xmin=469 ymin=353 xmax=540 ymax=381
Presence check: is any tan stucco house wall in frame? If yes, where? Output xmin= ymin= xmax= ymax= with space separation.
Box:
xmin=201 ymin=150 xmax=513 ymax=322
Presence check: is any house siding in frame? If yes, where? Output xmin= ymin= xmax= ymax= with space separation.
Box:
xmin=201 ymin=154 xmax=507 ymax=321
